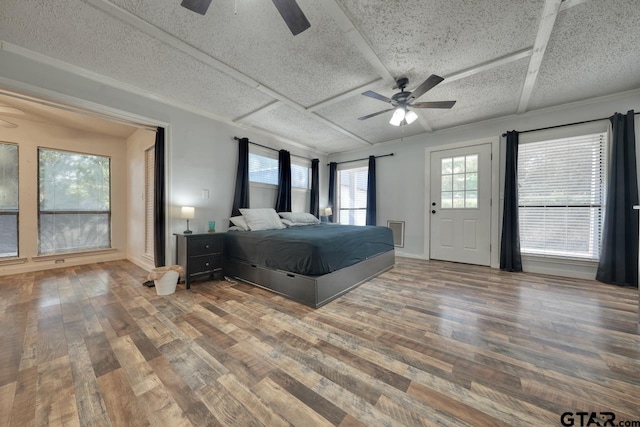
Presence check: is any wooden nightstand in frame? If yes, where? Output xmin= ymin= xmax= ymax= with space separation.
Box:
xmin=174 ymin=233 xmax=224 ymax=289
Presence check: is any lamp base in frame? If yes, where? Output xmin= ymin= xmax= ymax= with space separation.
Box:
xmin=183 ymin=230 xmax=193 ymax=234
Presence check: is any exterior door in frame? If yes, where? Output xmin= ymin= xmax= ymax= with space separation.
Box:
xmin=430 ymin=143 xmax=491 ymax=265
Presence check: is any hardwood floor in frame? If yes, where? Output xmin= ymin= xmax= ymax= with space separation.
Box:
xmin=1 ymin=257 xmax=639 ymax=426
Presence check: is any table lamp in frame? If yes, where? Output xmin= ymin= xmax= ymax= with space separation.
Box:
xmin=181 ymin=206 xmax=195 ymax=234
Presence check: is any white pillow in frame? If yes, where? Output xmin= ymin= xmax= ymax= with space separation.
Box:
xmin=281 ymin=218 xmax=310 ymax=227
xmin=230 ymin=215 xmax=250 ymax=231
xmin=279 ymin=212 xmax=320 ymax=224
xmin=239 ymin=208 xmax=286 ymax=231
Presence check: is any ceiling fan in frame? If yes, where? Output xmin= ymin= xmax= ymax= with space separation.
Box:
xmin=358 ymin=75 xmax=456 ymax=126
xmin=180 ymin=0 xmax=311 ymax=36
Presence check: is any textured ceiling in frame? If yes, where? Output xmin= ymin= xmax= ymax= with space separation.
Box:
xmin=0 ymin=0 xmax=638 ymax=154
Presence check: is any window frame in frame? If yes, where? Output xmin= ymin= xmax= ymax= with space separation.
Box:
xmin=337 ymin=162 xmax=368 ymax=226
xmin=248 ymin=146 xmax=311 ymax=190
xmin=37 ymin=147 xmax=112 ymax=255
xmin=0 ymin=141 xmax=19 ymax=258
xmin=517 ymin=127 xmax=608 ymax=262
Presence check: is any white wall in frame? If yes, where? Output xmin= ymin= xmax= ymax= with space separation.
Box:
xmin=0 ymin=115 xmax=128 ymax=274
xmin=0 ymin=48 xmax=327 ymax=271
xmin=329 ymin=89 xmax=640 ymax=278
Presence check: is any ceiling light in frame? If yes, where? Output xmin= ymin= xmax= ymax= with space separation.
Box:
xmin=0 ymin=119 xmax=18 ymax=128
xmin=405 ymin=110 xmax=418 ymax=125
xmin=0 ymin=105 xmax=25 ymax=115
xmin=389 ymin=108 xmax=405 ymax=126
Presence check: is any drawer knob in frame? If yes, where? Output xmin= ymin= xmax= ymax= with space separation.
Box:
xmin=205 ymin=244 xmax=210 ymax=249
xmin=205 ymin=262 xmax=210 ymax=267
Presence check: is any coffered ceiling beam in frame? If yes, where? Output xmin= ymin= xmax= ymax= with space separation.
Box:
xmin=307 ymin=78 xmax=383 ymax=112
xmin=517 ymin=0 xmax=563 ymax=113
xmin=442 ymin=48 xmax=534 ymax=84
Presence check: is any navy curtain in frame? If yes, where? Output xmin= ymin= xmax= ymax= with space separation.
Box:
xmin=500 ymin=131 xmax=523 ymax=272
xmin=328 ymin=162 xmax=337 ymax=222
xmin=231 ymin=137 xmax=250 ymax=217
xmin=366 ymin=155 xmax=377 ymax=226
xmin=310 ymin=159 xmax=319 ymax=217
xmin=275 ymin=149 xmax=292 ymax=212
xmin=597 ymin=110 xmax=638 ymax=287
xmin=153 ymin=127 xmax=165 ymax=267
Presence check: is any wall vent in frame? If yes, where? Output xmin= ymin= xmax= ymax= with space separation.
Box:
xmin=387 ymin=220 xmax=405 ymax=248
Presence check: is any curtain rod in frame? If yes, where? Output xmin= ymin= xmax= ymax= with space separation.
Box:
xmin=327 ymin=153 xmax=394 ymax=166
xmin=233 ymin=136 xmax=315 ymax=161
xmin=502 ymin=111 xmax=639 ymax=137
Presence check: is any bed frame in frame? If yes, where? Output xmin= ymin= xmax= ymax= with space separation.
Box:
xmin=224 ymin=249 xmax=395 ymax=308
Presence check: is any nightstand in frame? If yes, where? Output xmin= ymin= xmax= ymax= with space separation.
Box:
xmin=174 ymin=233 xmax=224 ymax=289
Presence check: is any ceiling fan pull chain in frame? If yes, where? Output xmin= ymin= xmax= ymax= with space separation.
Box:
xmin=234 ymin=0 xmax=237 ymax=15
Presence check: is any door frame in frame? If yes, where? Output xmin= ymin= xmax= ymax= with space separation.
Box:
xmin=424 ymin=137 xmax=500 ymax=268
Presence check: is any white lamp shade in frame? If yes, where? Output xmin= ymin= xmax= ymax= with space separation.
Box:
xmin=180 ymin=206 xmax=195 ymax=219
xmin=405 ymin=110 xmax=418 ymax=124
xmin=324 ymin=207 xmax=333 ymax=216
xmin=389 ymin=108 xmax=405 ymax=126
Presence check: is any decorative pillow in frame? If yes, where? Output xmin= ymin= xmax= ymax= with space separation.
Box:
xmin=281 ymin=218 xmax=310 ymax=227
xmin=279 ymin=212 xmax=320 ymax=224
xmin=229 ymin=215 xmax=250 ymax=231
xmin=228 ymin=225 xmax=244 ymax=232
xmin=239 ymin=208 xmax=286 ymax=231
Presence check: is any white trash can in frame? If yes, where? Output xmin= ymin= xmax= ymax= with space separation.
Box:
xmin=147 ymin=265 xmax=183 ymax=296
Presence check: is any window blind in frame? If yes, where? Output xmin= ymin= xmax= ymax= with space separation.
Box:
xmin=249 ymin=151 xmax=310 ymax=189
xmin=38 ymin=148 xmax=111 ymax=255
xmin=338 ymin=166 xmax=368 ymax=225
xmin=144 ymin=147 xmax=155 ymax=259
xmin=0 ymin=143 xmax=18 ymax=258
xmin=518 ymin=132 xmax=607 ymax=260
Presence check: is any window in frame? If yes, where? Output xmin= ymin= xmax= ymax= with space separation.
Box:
xmin=518 ymin=132 xmax=607 ymax=260
xmin=0 ymin=143 xmax=18 ymax=258
xmin=440 ymin=154 xmax=478 ymax=208
xmin=38 ymin=148 xmax=111 ymax=254
xmin=249 ymin=150 xmax=310 ymax=189
xmin=338 ymin=166 xmax=368 ymax=225
xmin=144 ymin=146 xmax=154 ymax=259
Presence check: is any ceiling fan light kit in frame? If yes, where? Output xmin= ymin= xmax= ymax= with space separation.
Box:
xmin=359 ymin=75 xmax=456 ymax=127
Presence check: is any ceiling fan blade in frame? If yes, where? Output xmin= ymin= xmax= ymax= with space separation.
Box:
xmin=357 ymin=108 xmax=395 ymax=121
xmin=272 ymin=0 xmax=311 ymax=35
xmin=410 ymin=101 xmax=456 ymax=109
xmin=409 ymin=74 xmax=444 ymax=101
xmin=361 ymin=90 xmax=394 ymax=104
xmin=180 ymin=0 xmax=212 ymax=15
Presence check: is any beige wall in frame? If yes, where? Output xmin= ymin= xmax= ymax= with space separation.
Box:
xmin=0 ymin=116 xmax=128 ymax=274
xmin=126 ymin=128 xmax=155 ymax=270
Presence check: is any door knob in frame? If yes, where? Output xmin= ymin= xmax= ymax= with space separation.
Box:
xmin=431 ymin=210 xmax=436 ymax=214
xmin=432 ymin=202 xmax=436 ymax=206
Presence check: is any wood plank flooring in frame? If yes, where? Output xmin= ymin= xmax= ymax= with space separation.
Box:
xmin=1 ymin=258 xmax=639 ymax=426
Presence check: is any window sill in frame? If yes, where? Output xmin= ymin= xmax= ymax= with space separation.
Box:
xmin=521 ymin=254 xmax=598 ymax=266
xmin=32 ymin=248 xmax=118 ymax=262
xmin=0 ymin=257 xmax=27 ymax=266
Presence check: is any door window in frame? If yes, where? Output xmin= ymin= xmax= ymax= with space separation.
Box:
xmin=440 ymin=154 xmax=478 ymax=208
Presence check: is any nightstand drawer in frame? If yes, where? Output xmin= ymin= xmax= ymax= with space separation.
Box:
xmin=188 ymin=254 xmax=223 ymax=276
xmin=187 ymin=236 xmax=223 ymax=254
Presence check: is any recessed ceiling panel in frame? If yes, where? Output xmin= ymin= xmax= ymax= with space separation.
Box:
xmin=241 ymin=104 xmax=365 ymax=153
xmin=316 ymin=81 xmax=428 ymax=144
xmin=0 ymin=0 xmax=275 ymax=120
xmin=529 ymin=0 xmax=640 ymax=110
xmin=108 ymin=0 xmax=381 ymax=107
xmin=337 ymin=0 xmax=543 ymax=78
xmin=423 ymin=58 xmax=528 ymax=130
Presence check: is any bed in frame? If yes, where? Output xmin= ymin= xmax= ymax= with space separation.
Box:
xmin=224 ymin=223 xmax=395 ymax=308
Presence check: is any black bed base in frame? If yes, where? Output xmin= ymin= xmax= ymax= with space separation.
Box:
xmin=224 ymin=250 xmax=395 ymax=308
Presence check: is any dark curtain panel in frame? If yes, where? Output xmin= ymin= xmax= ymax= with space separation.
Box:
xmin=275 ymin=149 xmax=292 ymax=212
xmin=366 ymin=156 xmax=377 ymax=226
xmin=310 ymin=158 xmax=319 ymax=217
xmin=153 ymin=127 xmax=165 ymax=267
xmin=500 ymin=131 xmax=523 ymax=272
xmin=231 ymin=137 xmax=250 ymax=217
xmin=328 ymin=162 xmax=337 ymax=222
xmin=597 ymin=110 xmax=638 ymax=287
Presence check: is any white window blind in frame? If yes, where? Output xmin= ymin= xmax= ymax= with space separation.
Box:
xmin=0 ymin=143 xmax=18 ymax=258
xmin=338 ymin=166 xmax=368 ymax=226
xmin=518 ymin=132 xmax=607 ymax=260
xmin=249 ymin=150 xmax=310 ymax=189
xmin=144 ymin=147 xmax=155 ymax=259
xmin=38 ymin=148 xmax=111 ymax=254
